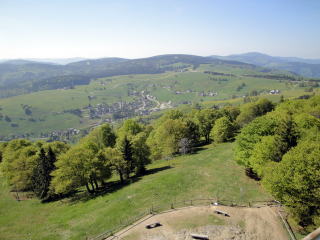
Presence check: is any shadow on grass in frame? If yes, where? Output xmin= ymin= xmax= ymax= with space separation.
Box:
xmin=67 ymin=165 xmax=172 ymax=203
xmin=190 ymin=146 xmax=207 ymax=154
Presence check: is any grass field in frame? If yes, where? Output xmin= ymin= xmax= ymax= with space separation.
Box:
xmin=0 ymin=63 xmax=311 ymax=138
xmin=0 ymin=143 xmax=271 ymax=240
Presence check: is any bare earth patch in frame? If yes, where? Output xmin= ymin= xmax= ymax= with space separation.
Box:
xmin=108 ymin=205 xmax=288 ymax=240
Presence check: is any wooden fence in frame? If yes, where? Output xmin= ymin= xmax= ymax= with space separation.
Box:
xmin=89 ymin=198 xmax=284 ymax=240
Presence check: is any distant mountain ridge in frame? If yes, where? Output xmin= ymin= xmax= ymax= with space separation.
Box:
xmin=210 ymin=52 xmax=320 ymax=77
xmin=0 ymin=54 xmax=256 ymax=98
xmin=1 ymin=53 xmax=319 ymax=98
xmin=0 ymin=57 xmax=89 ymax=65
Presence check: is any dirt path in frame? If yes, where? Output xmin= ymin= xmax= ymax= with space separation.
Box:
xmin=106 ymin=205 xmax=288 ymax=240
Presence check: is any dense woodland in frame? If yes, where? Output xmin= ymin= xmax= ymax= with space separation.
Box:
xmin=235 ymin=95 xmax=320 ymax=231
xmin=0 ymin=95 xmax=319 ymax=232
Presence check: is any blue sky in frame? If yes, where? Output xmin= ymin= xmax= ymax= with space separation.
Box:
xmin=1 ymin=0 xmax=320 ymax=59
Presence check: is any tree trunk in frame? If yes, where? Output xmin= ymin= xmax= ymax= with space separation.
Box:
xmin=125 ymin=171 xmax=130 ymax=180
xmin=85 ymin=183 xmax=94 ymax=194
xmin=89 ymin=178 xmax=95 ymax=192
xmin=205 ymin=134 xmax=210 ymax=143
xmin=118 ymin=171 xmax=124 ymax=184
xmin=93 ymin=177 xmax=99 ymax=190
xmin=100 ymin=179 xmax=106 ymax=186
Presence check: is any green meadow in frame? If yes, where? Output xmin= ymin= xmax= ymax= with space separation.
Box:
xmin=0 ymin=143 xmax=270 ymax=240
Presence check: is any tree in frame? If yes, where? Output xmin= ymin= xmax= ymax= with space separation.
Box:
xmin=51 ymin=141 xmax=111 ymax=194
xmin=195 ymin=109 xmax=221 ymax=143
xmin=184 ymin=118 xmax=200 ymax=146
xmin=118 ymin=119 xmax=143 ymax=136
xmin=210 ymin=116 xmax=234 ymax=143
xmin=179 ymin=138 xmax=192 ymax=154
xmin=159 ymin=109 xmax=184 ymax=123
xmin=148 ymin=119 xmax=188 ymax=159
xmin=294 ymin=113 xmax=320 ymax=140
xmin=236 ymin=98 xmax=274 ymax=127
xmin=234 ymin=113 xmax=278 ymax=167
xmin=0 ymin=142 xmax=7 ymax=163
xmin=105 ymin=147 xmax=126 ymax=184
xmin=0 ymin=139 xmax=37 ymax=191
xmin=249 ymin=135 xmax=286 ymax=177
xmin=86 ymin=124 xmax=116 ymax=149
xmin=146 ymin=130 xmax=163 ymax=161
xmin=131 ymin=132 xmax=150 ymax=175
xmin=116 ymin=135 xmax=134 ymax=179
xmin=51 ymin=145 xmax=93 ymax=194
xmin=32 ymin=148 xmax=52 ymax=199
xmin=219 ymin=106 xmax=240 ymax=121
xmin=263 ymin=140 xmax=320 ymax=228
xmin=274 ymin=112 xmax=298 ymax=150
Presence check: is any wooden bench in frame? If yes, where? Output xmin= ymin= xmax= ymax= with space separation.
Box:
xmin=145 ymin=222 xmax=161 ymax=229
xmin=214 ymin=210 xmax=230 ymax=217
xmin=191 ymin=233 xmax=209 ymax=239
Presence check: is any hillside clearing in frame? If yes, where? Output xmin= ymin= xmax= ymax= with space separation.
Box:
xmin=0 ymin=143 xmax=271 ymax=240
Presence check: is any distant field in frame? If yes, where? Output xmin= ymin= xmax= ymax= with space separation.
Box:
xmin=0 ymin=143 xmax=271 ymax=240
xmin=0 ymin=63 xmax=313 ymax=138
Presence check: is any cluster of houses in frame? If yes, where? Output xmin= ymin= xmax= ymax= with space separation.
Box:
xmin=198 ymin=91 xmax=218 ymax=97
xmin=42 ymin=128 xmax=81 ymax=141
xmin=174 ymin=89 xmax=194 ymax=94
xmin=269 ymin=89 xmax=281 ymax=95
xmin=83 ymin=91 xmax=172 ymax=120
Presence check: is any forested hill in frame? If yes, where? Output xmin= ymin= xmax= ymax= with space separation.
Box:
xmin=211 ymin=52 xmax=320 ymax=78
xmin=0 ymin=54 xmax=256 ymax=98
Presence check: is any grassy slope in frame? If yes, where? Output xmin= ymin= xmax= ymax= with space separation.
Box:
xmin=0 ymin=143 xmax=271 ymax=240
xmin=0 ymin=63 xmax=309 ymax=137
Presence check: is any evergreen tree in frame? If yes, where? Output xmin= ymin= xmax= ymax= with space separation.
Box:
xmin=117 ymin=135 xmax=134 ymax=179
xmin=32 ymin=148 xmax=52 ymax=199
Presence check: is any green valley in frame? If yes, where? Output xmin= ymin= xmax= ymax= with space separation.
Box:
xmin=0 ymin=56 xmax=317 ymax=141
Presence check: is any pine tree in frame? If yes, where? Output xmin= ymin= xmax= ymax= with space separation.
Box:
xmin=32 ymin=147 xmax=56 ymax=199
xmin=117 ymin=135 xmax=134 ymax=179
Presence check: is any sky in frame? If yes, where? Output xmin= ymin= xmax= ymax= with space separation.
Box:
xmin=1 ymin=0 xmax=320 ymax=59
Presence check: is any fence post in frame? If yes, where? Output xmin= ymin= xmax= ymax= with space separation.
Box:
xmin=191 ymin=200 xmax=193 ymax=206
xmin=171 ymin=203 xmax=174 ymax=209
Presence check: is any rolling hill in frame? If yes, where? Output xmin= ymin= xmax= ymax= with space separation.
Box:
xmin=0 ymin=56 xmax=318 ymax=141
xmin=0 ymin=55 xmax=252 ymax=98
xmin=211 ymin=52 xmax=320 ymax=77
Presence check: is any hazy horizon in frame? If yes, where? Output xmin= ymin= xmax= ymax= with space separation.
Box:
xmin=2 ymin=51 xmax=320 ymax=61
xmin=1 ymin=0 xmax=320 ymax=59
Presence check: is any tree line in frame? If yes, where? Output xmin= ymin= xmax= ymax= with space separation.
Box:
xmin=235 ymin=95 xmax=320 ymax=232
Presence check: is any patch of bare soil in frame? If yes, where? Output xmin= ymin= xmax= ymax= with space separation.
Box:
xmin=108 ymin=205 xmax=288 ymax=240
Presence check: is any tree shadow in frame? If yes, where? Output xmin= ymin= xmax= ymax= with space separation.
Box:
xmin=67 ymin=165 xmax=172 ymax=203
xmin=190 ymin=146 xmax=207 ymax=154
xmin=144 ymin=165 xmax=172 ymax=176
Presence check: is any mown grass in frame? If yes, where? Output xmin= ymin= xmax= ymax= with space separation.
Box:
xmin=0 ymin=143 xmax=271 ymax=240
